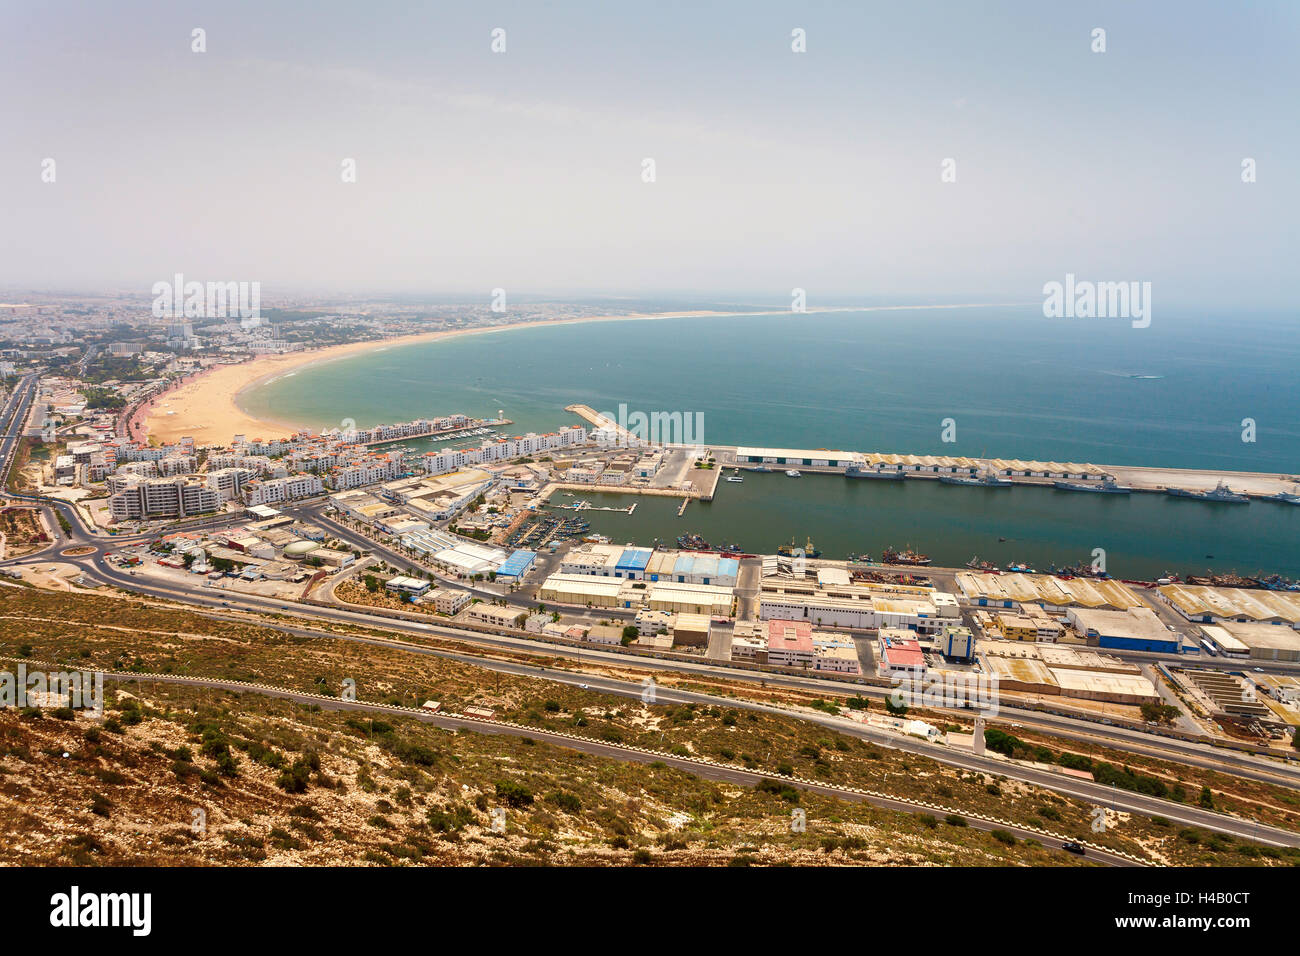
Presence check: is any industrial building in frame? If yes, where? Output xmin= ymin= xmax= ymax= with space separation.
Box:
xmin=560 ymin=546 xmax=736 ymax=586
xmin=734 ymin=447 xmax=857 ymax=468
xmin=1200 ymin=621 xmax=1300 ymax=662
xmin=877 ymin=629 xmax=926 ymax=679
xmin=955 ymin=571 xmax=1147 ymax=611
xmin=811 ymin=633 xmax=862 ymax=674
xmin=765 ymin=620 xmax=815 ymax=668
xmin=671 ymin=613 xmax=712 ymax=648
xmin=668 ymin=553 xmax=739 ymax=587
xmin=937 ymin=623 xmax=975 ymax=662
xmin=495 ymin=549 xmax=537 ymax=582
xmin=1158 ymin=584 xmax=1300 ymax=628
xmin=429 ymin=541 xmax=510 ymax=578
xmin=758 ymin=580 xmax=959 ymax=633
xmin=538 ymin=573 xmax=638 ymax=609
xmin=1066 ymin=606 xmax=1181 ymax=654
xmin=646 ymin=580 xmax=735 ymax=617
xmin=981 ymin=641 xmax=1159 ymax=704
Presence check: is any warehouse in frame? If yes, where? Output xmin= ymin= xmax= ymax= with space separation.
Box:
xmin=955 ymin=571 xmax=1147 ymax=611
xmin=1198 ymin=625 xmax=1251 ymax=658
xmin=1066 ymin=607 xmax=1181 ymax=654
xmin=495 ymin=549 xmax=537 ymax=582
xmin=1207 ymin=621 xmax=1300 ymax=662
xmin=645 ymin=551 xmax=677 ymax=581
xmin=1051 ymin=669 xmax=1160 ymax=705
xmin=646 ymin=581 xmax=734 ymax=617
xmin=1158 ymin=583 xmax=1300 ymax=627
xmin=671 ymin=612 xmax=712 ymax=648
xmin=734 ymin=446 xmax=857 ymax=468
xmin=983 ymin=655 xmax=1060 ymax=696
xmin=538 ymin=573 xmax=637 ymax=609
xmin=430 ymin=541 xmax=509 ymax=577
xmin=670 ymin=553 xmax=739 ymax=587
xmin=559 ymin=543 xmax=622 ymax=576
xmin=615 ymin=547 xmax=653 ymax=580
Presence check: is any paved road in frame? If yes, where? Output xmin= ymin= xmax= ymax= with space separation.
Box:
xmin=5 ymin=475 xmax=1299 ymax=848
xmin=86 ymin=667 xmax=1136 ymax=867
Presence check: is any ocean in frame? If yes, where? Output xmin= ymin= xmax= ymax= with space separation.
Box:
xmin=241 ymin=305 xmax=1300 ymax=576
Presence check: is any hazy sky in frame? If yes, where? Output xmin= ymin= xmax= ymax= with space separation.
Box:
xmin=1 ymin=1 xmax=1296 ymax=305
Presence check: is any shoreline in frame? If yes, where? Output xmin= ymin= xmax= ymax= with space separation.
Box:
xmin=140 ymin=307 xmax=1300 ymax=493
xmin=141 ymin=302 xmax=1028 ymax=446
xmin=141 ymin=309 xmax=742 ymax=446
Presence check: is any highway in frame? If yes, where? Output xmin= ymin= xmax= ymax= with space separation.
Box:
xmin=70 ymin=665 xmax=1136 ymax=866
xmin=3 ymin=453 xmax=1299 ymax=851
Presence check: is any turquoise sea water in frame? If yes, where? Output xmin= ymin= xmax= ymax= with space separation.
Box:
xmin=241 ymin=306 xmax=1300 ymax=576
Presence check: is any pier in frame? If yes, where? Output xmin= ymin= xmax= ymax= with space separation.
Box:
xmin=563 ymin=402 xmax=1300 ymax=499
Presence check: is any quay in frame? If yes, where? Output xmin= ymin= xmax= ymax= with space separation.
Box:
xmin=561 ymin=405 xmax=1300 ymax=498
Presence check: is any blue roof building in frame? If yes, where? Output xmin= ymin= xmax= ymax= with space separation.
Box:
xmin=496 ymin=549 xmax=537 ymax=582
xmin=615 ymin=547 xmax=652 ymax=579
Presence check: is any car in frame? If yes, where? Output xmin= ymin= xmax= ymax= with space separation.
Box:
xmin=1254 ymin=668 xmax=1265 ymax=673
xmin=1061 ymin=841 xmax=1086 ymax=855
xmin=578 ymin=683 xmax=589 ymax=690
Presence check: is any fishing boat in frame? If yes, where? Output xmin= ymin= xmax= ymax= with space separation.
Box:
xmin=677 ymin=532 xmax=712 ymax=551
xmin=965 ymin=555 xmax=997 ymax=571
xmin=778 ymin=536 xmax=821 ymax=559
xmin=1053 ymin=476 xmax=1132 ymax=494
xmin=881 ymin=546 xmax=931 ymax=566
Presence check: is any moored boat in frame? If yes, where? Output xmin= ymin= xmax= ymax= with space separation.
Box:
xmin=1053 ymin=477 xmax=1132 ymax=494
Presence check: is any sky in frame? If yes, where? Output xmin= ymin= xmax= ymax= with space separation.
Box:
xmin=1 ymin=1 xmax=1296 ymax=306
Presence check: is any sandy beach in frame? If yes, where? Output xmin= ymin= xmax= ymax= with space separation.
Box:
xmin=141 ymin=310 xmax=737 ymax=447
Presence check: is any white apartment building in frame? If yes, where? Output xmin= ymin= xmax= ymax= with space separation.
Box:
xmin=109 ymin=476 xmax=222 ymax=521
xmin=243 ymin=473 xmax=325 ymax=506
